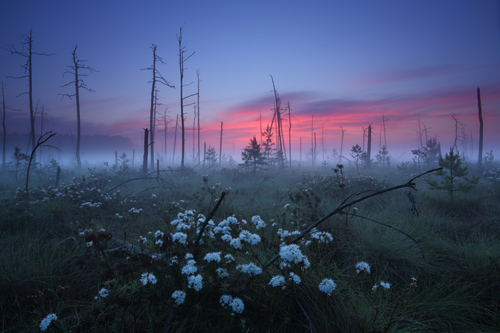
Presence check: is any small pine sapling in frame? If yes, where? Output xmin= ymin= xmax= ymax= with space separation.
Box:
xmin=426 ymin=148 xmax=479 ymax=202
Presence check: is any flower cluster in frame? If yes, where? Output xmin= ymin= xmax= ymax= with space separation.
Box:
xmin=172 ymin=290 xmax=186 ymax=305
xmin=187 ymin=274 xmax=203 ymax=291
xmin=319 ymin=278 xmax=337 ymax=296
xmin=279 ymin=244 xmax=310 ymax=270
xmin=236 ymin=262 xmax=262 ymax=276
xmin=220 ymin=295 xmax=245 ymax=314
xmin=39 ymin=313 xmax=57 ymax=331
xmin=140 ymin=272 xmax=157 ymax=286
xmin=355 ymin=261 xmax=371 ymax=274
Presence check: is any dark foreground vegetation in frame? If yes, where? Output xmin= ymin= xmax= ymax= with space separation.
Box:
xmin=1 ymin=157 xmax=499 ymax=332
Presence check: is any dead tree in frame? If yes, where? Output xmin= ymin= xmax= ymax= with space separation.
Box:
xmin=219 ymin=122 xmax=223 ymax=166
xmin=192 ymin=105 xmax=197 ymax=161
xmin=1 ymin=82 xmax=6 ymax=166
xmin=287 ymin=102 xmax=292 ymax=167
xmin=1 ymin=82 xmax=18 ymax=166
xmin=477 ymin=87 xmax=484 ymax=166
xmin=270 ymin=75 xmax=286 ymax=167
xmin=339 ymin=126 xmax=345 ymax=164
xmin=142 ymin=128 xmax=148 ymax=176
xmin=196 ymin=70 xmax=201 ymax=164
xmin=60 ymin=45 xmax=97 ymax=168
xmin=177 ymin=27 xmax=197 ymax=168
xmin=159 ymin=109 xmax=172 ymax=158
xmin=367 ymin=125 xmax=372 ymax=166
xmin=6 ymin=29 xmax=52 ymax=164
xmin=451 ymin=114 xmax=463 ymax=152
xmin=173 ymin=114 xmax=179 ymax=163
xmin=141 ymin=44 xmax=174 ymax=170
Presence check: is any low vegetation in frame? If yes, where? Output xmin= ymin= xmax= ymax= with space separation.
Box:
xmin=1 ymin=154 xmax=499 ymax=332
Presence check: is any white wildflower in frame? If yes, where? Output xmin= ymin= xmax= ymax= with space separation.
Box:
xmin=289 ymin=272 xmax=301 ymax=285
xmin=380 ymin=281 xmax=391 ymax=289
xmin=355 ymin=261 xmax=371 ymax=274
xmin=319 ymin=278 xmax=336 ymax=296
xmin=187 ymin=274 xmax=203 ymax=291
xmin=269 ymin=275 xmax=286 ymax=289
xmin=140 ymin=272 xmax=157 ymax=286
xmin=172 ymin=232 xmax=188 ymax=245
xmin=230 ymin=238 xmax=242 ymax=249
xmin=171 ymin=290 xmax=186 ymax=305
xmin=220 ymin=294 xmax=232 ymax=308
xmin=251 ymin=215 xmax=266 ymax=229
xmin=204 ymin=252 xmax=222 ymax=263
xmin=39 ymin=313 xmax=57 ymax=331
xmin=236 ymin=262 xmax=262 ymax=276
xmin=98 ymin=288 xmax=109 ymax=298
xmin=230 ymin=297 xmax=244 ymax=314
xmin=181 ymin=262 xmax=198 ymax=275
xmin=216 ymin=268 xmax=229 ymax=278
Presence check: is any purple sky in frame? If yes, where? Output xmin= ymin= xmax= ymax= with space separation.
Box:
xmin=1 ymin=0 xmax=500 ymax=164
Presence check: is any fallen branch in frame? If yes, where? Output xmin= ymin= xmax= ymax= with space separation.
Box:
xmin=262 ymin=168 xmax=440 ymax=269
xmin=340 ymin=211 xmax=425 ymax=259
xmin=195 ymin=191 xmax=226 ymax=246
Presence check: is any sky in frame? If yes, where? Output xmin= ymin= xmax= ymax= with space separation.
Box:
xmin=1 ymin=0 xmax=500 ymax=165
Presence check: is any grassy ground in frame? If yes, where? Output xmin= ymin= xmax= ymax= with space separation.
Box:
xmin=0 ymin=161 xmax=499 ymax=332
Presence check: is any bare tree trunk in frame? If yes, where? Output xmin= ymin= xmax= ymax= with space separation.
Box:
xmin=382 ymin=114 xmax=387 ymax=147
xmin=142 ymin=44 xmax=173 ymax=169
xmin=300 ymin=137 xmax=302 ymax=166
xmin=477 ymin=87 xmax=483 ymax=166
xmin=142 ymin=128 xmax=148 ymax=176
xmin=173 ymin=114 xmax=178 ymax=163
xmin=2 ymin=82 xmax=6 ymax=166
xmin=193 ymin=106 xmax=196 ymax=161
xmin=28 ymin=33 xmax=35 ymax=162
xmin=219 ymin=122 xmax=223 ymax=166
xmin=313 ymin=132 xmax=317 ymax=167
xmin=288 ymin=102 xmax=292 ymax=167
xmin=203 ymin=141 xmax=206 ymax=167
xmin=367 ymin=125 xmax=372 ymax=167
xmin=339 ymin=126 xmax=344 ymax=164
xmin=149 ymin=46 xmax=157 ymax=171
xmin=7 ymin=30 xmax=54 ymax=165
xmin=60 ymin=45 xmax=96 ymax=169
xmin=311 ymin=115 xmax=314 ymax=167
xmin=197 ymin=70 xmax=201 ymax=164
xmin=75 ymin=62 xmax=81 ymax=168
xmin=177 ymin=27 xmax=196 ymax=168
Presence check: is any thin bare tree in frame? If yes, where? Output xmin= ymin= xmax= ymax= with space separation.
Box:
xmin=196 ymin=70 xmax=201 ymax=164
xmin=287 ymin=101 xmax=292 ymax=167
xmin=60 ymin=45 xmax=97 ymax=168
xmin=141 ymin=44 xmax=174 ymax=170
xmin=177 ymin=27 xmax=197 ymax=168
xmin=219 ymin=122 xmax=223 ymax=166
xmin=6 ymin=29 xmax=53 ymax=164
xmin=477 ymin=87 xmax=484 ymax=166
xmin=1 ymin=82 xmax=19 ymax=166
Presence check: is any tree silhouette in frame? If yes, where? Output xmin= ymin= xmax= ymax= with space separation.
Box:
xmin=141 ymin=44 xmax=174 ymax=170
xmin=6 ymin=29 xmax=53 ymax=164
xmin=426 ymin=148 xmax=479 ymax=202
xmin=241 ymin=136 xmax=265 ymax=174
xmin=177 ymin=27 xmax=197 ymax=168
xmin=60 ymin=45 xmax=97 ymax=169
xmin=350 ymin=144 xmax=363 ymax=174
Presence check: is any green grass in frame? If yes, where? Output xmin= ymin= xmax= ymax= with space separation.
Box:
xmin=0 ymin=162 xmax=499 ymax=331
